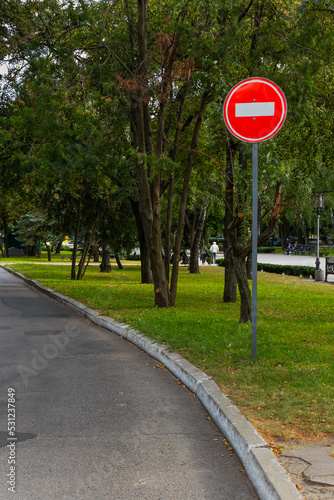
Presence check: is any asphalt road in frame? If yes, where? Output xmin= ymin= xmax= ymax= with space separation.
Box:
xmin=0 ymin=268 xmax=258 ymax=500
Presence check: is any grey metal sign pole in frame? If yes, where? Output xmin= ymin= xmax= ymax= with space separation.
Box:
xmin=316 ymin=213 xmax=320 ymax=271
xmin=252 ymin=143 xmax=258 ymax=359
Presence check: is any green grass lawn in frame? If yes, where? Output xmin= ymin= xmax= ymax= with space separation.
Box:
xmin=2 ymin=259 xmax=334 ymax=444
xmin=0 ymin=251 xmax=76 ymax=263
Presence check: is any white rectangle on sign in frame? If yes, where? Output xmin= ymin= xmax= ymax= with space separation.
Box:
xmin=235 ymin=102 xmax=275 ymax=117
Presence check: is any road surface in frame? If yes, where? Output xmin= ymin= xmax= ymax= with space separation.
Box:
xmin=0 ymin=268 xmax=258 ymax=500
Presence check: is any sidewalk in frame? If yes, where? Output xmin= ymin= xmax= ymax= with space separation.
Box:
xmin=279 ymin=440 xmax=334 ymax=499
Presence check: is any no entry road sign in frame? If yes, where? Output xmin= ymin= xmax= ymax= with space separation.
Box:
xmin=223 ymin=77 xmax=287 ymax=143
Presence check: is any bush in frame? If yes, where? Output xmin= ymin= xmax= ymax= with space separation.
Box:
xmin=258 ymin=263 xmax=315 ymax=278
xmin=126 ymin=253 xmax=141 ymax=261
xmin=258 ymin=247 xmax=277 ymax=253
xmin=217 ymin=258 xmax=315 ymax=278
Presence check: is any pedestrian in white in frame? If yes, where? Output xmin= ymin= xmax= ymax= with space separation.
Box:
xmin=210 ymin=241 xmax=219 ymax=264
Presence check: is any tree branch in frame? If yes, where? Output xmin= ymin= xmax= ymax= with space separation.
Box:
xmin=238 ymin=0 xmax=254 ymax=22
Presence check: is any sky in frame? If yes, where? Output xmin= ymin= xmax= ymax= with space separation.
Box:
xmin=0 ymin=64 xmax=9 ymax=76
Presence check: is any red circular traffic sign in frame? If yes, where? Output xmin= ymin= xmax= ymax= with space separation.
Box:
xmin=223 ymin=78 xmax=287 ymax=143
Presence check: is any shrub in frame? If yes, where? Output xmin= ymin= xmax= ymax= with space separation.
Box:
xmin=126 ymin=253 xmax=141 ymax=261
xmin=258 ymin=263 xmax=315 ymax=278
xmin=217 ymin=259 xmax=315 ymax=278
xmin=258 ymin=247 xmax=277 ymax=253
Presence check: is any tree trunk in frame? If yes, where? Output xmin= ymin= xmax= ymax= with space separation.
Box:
xmin=233 ymin=254 xmax=252 ymax=323
xmin=35 ymin=240 xmax=41 ymax=258
xmin=77 ymin=230 xmax=95 ymax=280
xmin=228 ymin=181 xmax=283 ymax=322
xmin=93 ymin=243 xmax=100 ymax=262
xmin=136 ymin=162 xmax=170 ymax=306
xmin=81 ymin=249 xmax=92 ymax=279
xmin=170 ymin=82 xmax=212 ymax=305
xmin=77 ymin=234 xmax=90 ymax=280
xmin=100 ymin=240 xmax=111 ymax=272
xmin=189 ymin=204 xmax=207 ymax=274
xmin=133 ymin=0 xmax=171 ymax=307
xmin=115 ymin=253 xmax=123 ymax=270
xmin=223 ymin=139 xmax=237 ymax=302
xmin=71 ymin=199 xmax=82 ymax=280
xmin=223 ymin=246 xmax=237 ymax=302
xmin=150 ymin=184 xmax=171 ymax=306
xmin=3 ymin=213 xmax=9 ymax=257
xmin=55 ymin=238 xmax=63 ymax=254
xmin=140 ymin=243 xmax=153 ymax=283
xmin=188 ymin=210 xmax=197 ymax=250
xmin=134 ymin=0 xmax=211 ymax=307
xmin=130 ymin=200 xmax=153 ymax=284
xmin=45 ymin=242 xmax=52 ymax=262
xmin=164 ymin=83 xmax=187 ymax=282
xmin=164 ymin=174 xmax=174 ymax=282
xmin=93 ymin=244 xmax=100 ymax=262
xmin=246 ymin=254 xmax=252 ymax=279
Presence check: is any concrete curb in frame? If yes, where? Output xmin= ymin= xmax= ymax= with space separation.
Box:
xmin=1 ymin=265 xmax=302 ymax=500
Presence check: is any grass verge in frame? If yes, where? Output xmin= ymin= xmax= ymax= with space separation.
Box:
xmin=2 ymin=259 xmax=334 ymax=444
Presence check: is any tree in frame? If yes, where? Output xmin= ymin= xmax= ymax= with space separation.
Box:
xmin=95 ymin=0 xmax=217 ymax=306
xmin=208 ymin=0 xmax=334 ymax=321
xmin=2 ymin=0 xmax=333 ymax=319
xmin=14 ymin=209 xmax=59 ymax=260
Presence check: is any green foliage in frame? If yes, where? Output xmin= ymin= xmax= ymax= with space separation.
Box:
xmin=125 ymin=253 xmax=142 ymax=261
xmin=257 ymin=263 xmax=316 ymax=279
xmin=257 ymin=247 xmax=277 ymax=254
xmin=14 ymin=210 xmax=56 ymax=247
